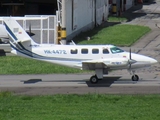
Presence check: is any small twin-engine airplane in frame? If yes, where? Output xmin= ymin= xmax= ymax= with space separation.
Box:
xmin=3 ymin=18 xmax=158 ymax=84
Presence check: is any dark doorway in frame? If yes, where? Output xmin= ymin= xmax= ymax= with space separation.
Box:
xmin=0 ymin=0 xmax=58 ymax=16
xmin=39 ymin=3 xmax=57 ymax=15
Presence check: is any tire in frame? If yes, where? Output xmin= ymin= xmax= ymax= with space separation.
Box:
xmin=90 ymin=75 xmax=98 ymax=84
xmin=132 ymin=75 xmax=139 ymax=81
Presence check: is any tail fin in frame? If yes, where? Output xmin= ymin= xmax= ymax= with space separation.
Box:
xmin=3 ymin=18 xmax=37 ymax=45
xmin=3 ymin=18 xmax=38 ymax=57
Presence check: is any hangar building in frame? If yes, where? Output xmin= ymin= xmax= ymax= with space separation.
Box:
xmin=0 ymin=0 xmax=136 ymax=44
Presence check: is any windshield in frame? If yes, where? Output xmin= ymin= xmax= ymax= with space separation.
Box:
xmin=110 ymin=47 xmax=124 ymax=54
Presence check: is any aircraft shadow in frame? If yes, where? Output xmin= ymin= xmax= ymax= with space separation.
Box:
xmin=21 ymin=77 xmax=138 ymax=87
xmin=43 ymin=80 xmax=85 ymax=83
xmin=86 ymin=77 xmax=121 ymax=87
xmin=23 ymin=79 xmax=42 ymax=84
xmin=22 ymin=79 xmax=85 ymax=84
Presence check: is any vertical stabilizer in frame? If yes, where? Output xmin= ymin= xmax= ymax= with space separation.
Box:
xmin=3 ymin=18 xmax=38 ymax=57
xmin=3 ymin=18 xmax=37 ymax=45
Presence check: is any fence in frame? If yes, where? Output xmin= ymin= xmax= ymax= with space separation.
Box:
xmin=0 ymin=15 xmax=57 ymax=44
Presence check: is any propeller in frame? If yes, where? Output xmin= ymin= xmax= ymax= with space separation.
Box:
xmin=128 ymin=48 xmax=137 ymax=70
xmin=26 ymin=23 xmax=35 ymax=37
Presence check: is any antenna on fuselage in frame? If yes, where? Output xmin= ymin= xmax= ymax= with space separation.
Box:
xmin=59 ymin=41 xmax=63 ymax=45
xmin=71 ymin=40 xmax=76 ymax=45
xmin=26 ymin=23 xmax=35 ymax=37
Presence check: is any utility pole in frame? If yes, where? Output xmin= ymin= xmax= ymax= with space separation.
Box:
xmin=61 ymin=0 xmax=67 ymax=44
xmin=94 ymin=0 xmax=97 ymax=27
xmin=57 ymin=0 xmax=67 ymax=44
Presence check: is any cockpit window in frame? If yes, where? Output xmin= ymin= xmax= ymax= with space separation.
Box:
xmin=110 ymin=47 xmax=124 ymax=54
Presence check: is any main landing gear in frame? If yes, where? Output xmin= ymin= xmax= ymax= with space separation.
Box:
xmin=90 ymin=75 xmax=100 ymax=84
xmin=89 ymin=69 xmax=140 ymax=84
xmin=89 ymin=74 xmax=140 ymax=84
xmin=89 ymin=69 xmax=106 ymax=84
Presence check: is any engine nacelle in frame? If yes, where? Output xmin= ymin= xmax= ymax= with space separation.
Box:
xmin=103 ymin=58 xmax=129 ymax=67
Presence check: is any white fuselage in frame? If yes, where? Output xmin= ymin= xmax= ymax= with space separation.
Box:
xmin=4 ymin=18 xmax=158 ymax=83
xmin=11 ymin=44 xmax=157 ymax=70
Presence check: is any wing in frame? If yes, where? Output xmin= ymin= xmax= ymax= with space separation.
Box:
xmin=82 ymin=60 xmax=106 ymax=70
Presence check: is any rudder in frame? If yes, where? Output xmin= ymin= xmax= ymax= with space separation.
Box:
xmin=3 ymin=18 xmax=37 ymax=45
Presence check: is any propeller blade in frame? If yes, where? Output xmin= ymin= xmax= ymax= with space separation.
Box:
xmin=130 ymin=48 xmax=131 ymax=60
xmin=129 ymin=48 xmax=132 ymax=69
xmin=129 ymin=61 xmax=131 ymax=70
xmin=128 ymin=48 xmax=137 ymax=69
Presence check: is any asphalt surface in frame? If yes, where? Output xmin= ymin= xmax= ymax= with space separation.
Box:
xmin=1 ymin=0 xmax=160 ymax=95
xmin=0 ymin=73 xmax=160 ymax=95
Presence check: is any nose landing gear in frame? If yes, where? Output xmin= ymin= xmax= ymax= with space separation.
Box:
xmin=129 ymin=70 xmax=139 ymax=81
xmin=131 ymin=74 xmax=139 ymax=81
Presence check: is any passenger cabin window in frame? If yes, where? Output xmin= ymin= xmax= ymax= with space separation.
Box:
xmin=103 ymin=49 xmax=109 ymax=54
xmin=71 ymin=49 xmax=78 ymax=54
xmin=110 ymin=47 xmax=124 ymax=54
xmin=81 ymin=49 xmax=88 ymax=54
xmin=92 ymin=49 xmax=99 ymax=54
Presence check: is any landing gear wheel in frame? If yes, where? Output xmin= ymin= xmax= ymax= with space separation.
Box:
xmin=132 ymin=74 xmax=139 ymax=81
xmin=90 ymin=75 xmax=98 ymax=84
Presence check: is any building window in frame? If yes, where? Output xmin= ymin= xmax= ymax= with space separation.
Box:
xmin=92 ymin=49 xmax=99 ymax=54
xmin=81 ymin=49 xmax=88 ymax=54
xmin=71 ymin=49 xmax=78 ymax=54
xmin=103 ymin=49 xmax=109 ymax=54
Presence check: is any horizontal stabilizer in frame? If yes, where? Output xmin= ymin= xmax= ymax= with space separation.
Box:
xmin=13 ymin=38 xmax=31 ymax=44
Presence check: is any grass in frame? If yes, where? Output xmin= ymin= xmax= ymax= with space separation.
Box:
xmin=0 ymin=93 xmax=160 ymax=120
xmin=77 ymin=24 xmax=150 ymax=46
xmin=107 ymin=16 xmax=127 ymax=22
xmin=0 ymin=56 xmax=83 ymax=74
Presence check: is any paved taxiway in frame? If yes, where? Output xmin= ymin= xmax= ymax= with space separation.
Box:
xmin=0 ymin=73 xmax=160 ymax=95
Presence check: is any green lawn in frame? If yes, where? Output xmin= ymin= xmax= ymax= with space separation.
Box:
xmin=0 ymin=56 xmax=83 ymax=74
xmin=107 ymin=16 xmax=127 ymax=22
xmin=77 ymin=24 xmax=150 ymax=46
xmin=0 ymin=93 xmax=160 ymax=120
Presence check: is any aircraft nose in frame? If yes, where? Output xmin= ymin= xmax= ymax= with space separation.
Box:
xmin=131 ymin=53 xmax=158 ymax=65
xmin=149 ymin=58 xmax=158 ymax=64
xmin=138 ymin=55 xmax=158 ymax=64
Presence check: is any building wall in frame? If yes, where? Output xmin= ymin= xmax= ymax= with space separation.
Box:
xmin=66 ymin=0 xmax=109 ymax=40
xmin=0 ymin=0 xmax=109 ymax=43
xmin=126 ymin=0 xmax=134 ymax=10
xmin=96 ymin=0 xmax=109 ymax=25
